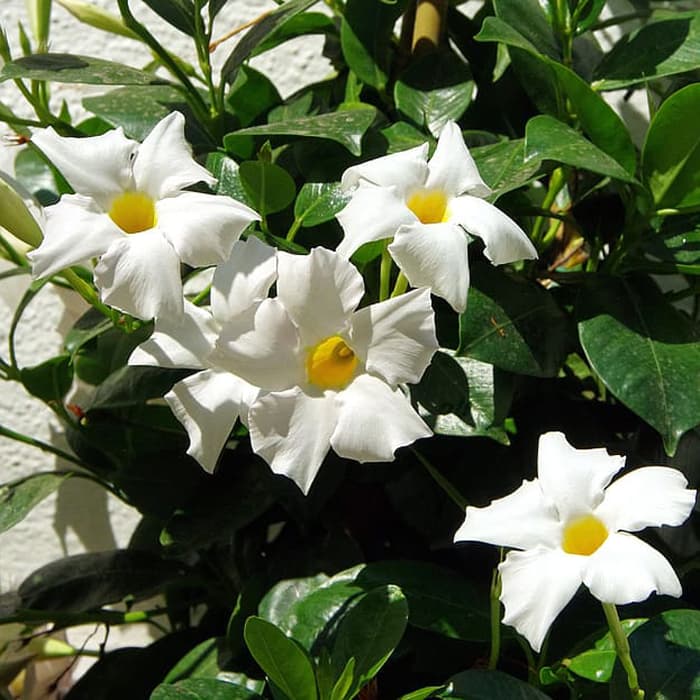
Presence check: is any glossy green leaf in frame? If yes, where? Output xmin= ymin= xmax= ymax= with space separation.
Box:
xmin=442 ymin=669 xmax=551 ymax=699
xmin=577 ymin=275 xmax=700 ymax=454
xmin=644 ymin=213 xmax=700 ymax=266
xmin=643 ymin=83 xmax=700 ymax=211
xmin=394 ymin=49 xmax=474 ymax=137
xmin=594 ymin=12 xmax=700 ymax=91
xmin=0 ymin=473 xmax=69 ymax=535
xmin=163 ymin=638 xmax=223 ymax=683
xmin=252 ymin=12 xmax=336 ymax=56
xmin=525 ymin=115 xmax=635 ymax=182
xmin=458 ymin=262 xmax=569 ymax=377
xmin=294 ymin=182 xmax=350 ymax=228
xmin=205 ymin=152 xmax=257 ymax=208
xmin=331 ymin=585 xmax=407 ymax=696
xmin=399 ymin=687 xmax=447 ymax=700
xmin=151 ymin=678 xmax=261 ymax=700
xmin=20 ymin=355 xmax=73 ymax=402
xmin=228 ymin=108 xmax=376 ymax=156
xmin=329 ymin=658 xmax=355 ymax=700
xmin=574 ymin=0 xmax=606 ymax=33
xmin=140 ymin=0 xmax=195 ymax=36
xmin=340 ymin=0 xmax=407 ymax=90
xmin=379 ymin=121 xmax=428 ymax=153
xmin=492 ymin=0 xmax=559 ymax=59
xmin=471 ymin=139 xmax=541 ymax=197
xmin=609 ymin=609 xmax=700 ymax=699
xmin=0 ymin=53 xmax=166 ymax=85
xmin=238 ymin=160 xmax=296 ymax=215
xmin=243 ymin=617 xmax=318 ymax=700
xmin=228 ymin=65 xmax=281 ymax=127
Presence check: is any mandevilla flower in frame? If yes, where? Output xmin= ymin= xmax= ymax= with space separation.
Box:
xmin=335 ymin=120 xmax=537 ymax=312
xmin=454 ymin=431 xmax=696 ymax=652
xmin=29 ymin=112 xmax=259 ymax=320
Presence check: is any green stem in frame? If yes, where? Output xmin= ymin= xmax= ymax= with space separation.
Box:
xmin=390 ymin=271 xmax=409 ymax=298
xmin=411 ymin=448 xmax=467 ymax=510
xmin=488 ymin=558 xmax=502 ymax=670
xmin=602 ymin=602 xmax=645 ymax=699
xmin=531 ymin=168 xmax=567 ymax=247
xmin=60 ymin=269 xmax=116 ymax=322
xmin=286 ymin=217 xmax=303 ymax=243
xmin=379 ymin=243 xmax=392 ymax=301
xmin=0 ymin=424 xmax=84 ymax=467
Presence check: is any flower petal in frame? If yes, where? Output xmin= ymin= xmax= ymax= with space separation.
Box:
xmin=94 ymin=230 xmax=183 ymax=320
xmin=277 ymin=247 xmax=364 ymax=344
xmin=350 ymin=287 xmax=437 ymax=385
xmin=388 ymin=222 xmax=470 ymax=312
xmin=448 ymin=195 xmax=537 ymax=264
xmin=129 ymin=301 xmax=217 ymax=369
xmin=425 ymin=121 xmax=491 ymax=198
xmin=454 ymin=478 xmax=562 ymax=550
xmin=32 ymin=126 xmax=136 ymax=207
xmin=331 ymin=374 xmax=431 ymax=462
xmin=595 ymin=466 xmax=696 ymax=533
xmin=583 ymin=532 xmax=682 ymax=604
xmin=248 ymin=388 xmax=337 ymax=494
xmin=211 ymin=236 xmax=277 ymax=323
xmin=167 ymin=368 xmax=257 ymax=473
xmin=537 ymin=432 xmax=625 ymax=522
xmin=28 ymin=195 xmax=122 ymax=278
xmin=156 ymin=191 xmax=259 ymax=267
xmin=335 ymin=184 xmax=417 ymax=258
xmin=341 ymin=143 xmax=429 ymax=195
xmin=212 ymin=298 xmax=303 ymax=391
xmin=499 ymin=547 xmax=583 ymax=653
xmin=133 ymin=112 xmax=215 ymax=199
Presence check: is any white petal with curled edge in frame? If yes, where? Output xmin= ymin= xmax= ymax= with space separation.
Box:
xmin=94 ymin=230 xmax=183 ymax=320
xmin=167 ymin=368 xmax=258 ymax=473
xmin=595 ymin=466 xmax=696 ymax=534
xmin=31 ymin=127 xmax=136 ymax=207
xmin=537 ymin=432 xmax=625 ymax=522
xmin=454 ymin=479 xmax=563 ymax=550
xmin=335 ymin=184 xmax=417 ymax=258
xmin=499 ymin=547 xmax=583 ymax=652
xmin=277 ymin=247 xmax=364 ymax=344
xmin=389 ymin=221 xmax=470 ymax=312
xmin=133 ymin=112 xmax=215 ymax=199
xmin=213 ymin=298 xmax=303 ymax=391
xmin=28 ymin=195 xmax=122 ymax=279
xmin=248 ymin=388 xmax=337 ymax=495
xmin=583 ymin=532 xmax=682 ymax=604
xmin=350 ymin=288 xmax=437 ymax=385
xmin=425 ymin=121 xmax=491 ymax=198
xmin=156 ymin=191 xmax=259 ymax=268
xmin=331 ymin=374 xmax=431 ymax=463
xmin=129 ymin=302 xmax=217 ymax=370
xmin=341 ymin=143 xmax=429 ymax=195
xmin=448 ymin=194 xmax=537 ymax=264
xmin=211 ymin=237 xmax=277 ymax=324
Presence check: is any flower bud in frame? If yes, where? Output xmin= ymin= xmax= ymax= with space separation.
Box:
xmin=0 ymin=173 xmax=44 ymax=249
xmin=55 ymin=0 xmax=138 ymax=40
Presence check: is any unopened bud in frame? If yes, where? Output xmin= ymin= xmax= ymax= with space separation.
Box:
xmin=55 ymin=0 xmax=139 ymax=40
xmin=0 ymin=172 xmax=44 ymax=249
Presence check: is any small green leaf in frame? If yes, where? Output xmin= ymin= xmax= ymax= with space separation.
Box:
xmin=399 ymin=687 xmax=447 ymax=700
xmin=238 ymin=160 xmax=296 ymax=216
xmin=0 ymin=53 xmax=166 ymax=85
xmin=163 ymin=638 xmax=223 ymax=683
xmin=471 ymin=139 xmax=541 ymax=197
xmin=151 ymin=678 xmax=262 ymax=700
xmin=140 ymin=0 xmax=195 ymax=36
xmin=243 ymin=617 xmax=318 ymax=700
xmin=493 ymin=0 xmax=559 ymax=59
xmin=443 ymin=669 xmax=551 ymax=698
xmin=329 ymin=657 xmax=355 ymax=700
xmin=20 ymin=355 xmax=73 ymax=402
xmin=205 ymin=153 xmax=257 ymax=208
xmin=228 ymin=65 xmax=282 ymax=128
xmin=0 ymin=473 xmax=69 ymax=535
xmin=294 ymin=182 xmax=350 ymax=228
xmin=252 ymin=12 xmax=336 ymax=56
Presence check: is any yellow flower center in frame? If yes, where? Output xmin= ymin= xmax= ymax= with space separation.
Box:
xmin=306 ymin=335 xmax=358 ymax=390
xmin=562 ymin=514 xmax=608 ymax=556
xmin=406 ymin=189 xmax=449 ymax=224
xmin=108 ymin=191 xmax=156 ymax=234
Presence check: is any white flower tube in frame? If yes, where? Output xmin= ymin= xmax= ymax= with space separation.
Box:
xmin=454 ymin=431 xmax=696 ymax=652
xmin=336 ymin=121 xmax=537 ymax=312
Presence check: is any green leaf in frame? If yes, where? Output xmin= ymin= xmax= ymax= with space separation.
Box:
xmin=471 ymin=139 xmax=541 ymax=197
xmin=238 ymin=160 xmax=296 ymax=216
xmin=0 ymin=473 xmax=69 ymax=535
xmin=228 ymin=65 xmax=282 ymax=128
xmin=17 ymin=549 xmax=183 ymax=612
xmin=458 ymin=262 xmax=569 ymax=377
xmin=574 ymin=0 xmax=607 ymax=33
xmin=442 ymin=669 xmax=551 ymax=698
xmin=140 ymin=0 xmax=195 ymax=36
xmin=294 ymin=182 xmax=350 ymax=228
xmin=340 ymin=0 xmax=407 ymax=90
xmin=243 ymin=617 xmax=318 ymax=700
xmin=151 ymin=678 xmax=262 ymax=700
xmin=644 ymin=213 xmax=700 ymax=266
xmin=329 ymin=658 xmax=355 ymax=700
xmin=252 ymin=12 xmax=336 ymax=56
xmin=221 ymin=0 xmax=319 ymax=84
xmin=492 ymin=0 xmax=559 ymax=59
xmin=228 ymin=108 xmax=376 ymax=157
xmin=594 ymin=12 xmax=700 ymax=91
xmin=399 ymin=688 xmax=447 ymax=700
xmin=0 ymin=53 xmax=166 ymax=85
xmin=642 ymin=82 xmax=700 ymax=211
xmin=394 ymin=49 xmax=474 ymax=137
xmin=163 ymin=638 xmax=224 ymax=683
xmin=205 ymin=153 xmax=257 ymax=208
xmin=20 ymin=355 xmax=73 ymax=402
xmin=331 ymin=585 xmax=407 ymax=697
xmin=577 ymin=275 xmax=700 ymax=454
xmin=379 ymin=121 xmax=429 ymax=153
xmin=610 ymin=609 xmax=700 ymax=699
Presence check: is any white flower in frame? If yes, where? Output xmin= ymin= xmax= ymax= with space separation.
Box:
xmin=206 ymin=245 xmax=439 ymax=494
xmin=335 ymin=121 xmax=537 ymax=312
xmin=454 ymin=431 xmax=696 ymax=652
xmin=28 ymin=112 xmax=259 ymax=320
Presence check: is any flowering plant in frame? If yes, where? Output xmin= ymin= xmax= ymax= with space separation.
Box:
xmin=0 ymin=1 xmax=699 ymax=699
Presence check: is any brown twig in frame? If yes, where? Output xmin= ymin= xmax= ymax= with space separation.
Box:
xmin=209 ymin=9 xmax=272 ymax=52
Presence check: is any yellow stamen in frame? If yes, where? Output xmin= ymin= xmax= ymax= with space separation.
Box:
xmin=407 ymin=189 xmax=449 ymax=224
xmin=562 ymin=514 xmax=608 ymax=556
xmin=306 ymin=335 xmax=358 ymax=390
xmin=108 ymin=191 xmax=156 ymax=234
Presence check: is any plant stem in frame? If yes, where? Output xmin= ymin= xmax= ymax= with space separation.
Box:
xmin=602 ymin=602 xmax=645 ymax=699
xmin=411 ymin=448 xmax=467 ymax=510
xmin=379 ymin=243 xmax=392 ymax=301
xmin=0 ymin=424 xmax=84 ymax=467
xmin=488 ymin=558 xmax=502 ymax=670
xmin=61 ymin=269 xmax=116 ymax=322
xmin=390 ymin=271 xmax=409 ymax=298
xmin=531 ymin=168 xmax=567 ymax=247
